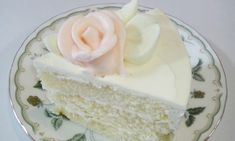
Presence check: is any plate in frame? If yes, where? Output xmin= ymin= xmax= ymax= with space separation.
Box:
xmin=9 ymin=4 xmax=227 ymax=141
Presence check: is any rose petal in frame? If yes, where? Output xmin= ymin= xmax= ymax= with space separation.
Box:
xmin=58 ymin=11 xmax=126 ymax=75
xmin=57 ymin=16 xmax=81 ymax=61
xmin=86 ymin=11 xmax=126 ymax=75
xmin=72 ymin=11 xmax=118 ymax=62
xmin=81 ymin=27 xmax=100 ymax=50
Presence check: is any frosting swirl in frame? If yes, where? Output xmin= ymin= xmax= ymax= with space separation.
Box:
xmin=58 ymin=10 xmax=126 ymax=75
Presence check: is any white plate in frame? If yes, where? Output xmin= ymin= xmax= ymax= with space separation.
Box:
xmin=9 ymin=4 xmax=227 ymax=141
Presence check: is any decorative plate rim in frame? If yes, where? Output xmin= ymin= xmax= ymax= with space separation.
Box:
xmin=8 ymin=3 xmax=228 ymax=141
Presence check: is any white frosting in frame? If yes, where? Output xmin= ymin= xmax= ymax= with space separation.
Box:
xmin=34 ymin=9 xmax=191 ymax=109
xmin=33 ymin=8 xmax=192 ymax=140
xmin=33 ymin=2 xmax=191 ymax=140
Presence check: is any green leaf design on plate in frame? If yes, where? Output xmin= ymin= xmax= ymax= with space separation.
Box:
xmin=45 ymin=108 xmax=60 ymax=118
xmin=192 ymin=59 xmax=202 ymax=72
xmin=185 ymin=107 xmax=206 ymax=127
xmin=185 ymin=115 xmax=195 ymax=127
xmin=27 ymin=96 xmax=42 ymax=107
xmin=40 ymin=137 xmax=55 ymax=141
xmin=44 ymin=108 xmax=70 ymax=130
xmin=45 ymin=108 xmax=70 ymax=120
xmin=187 ymin=107 xmax=205 ymax=115
xmin=192 ymin=59 xmax=205 ymax=82
xmin=60 ymin=113 xmax=70 ymax=120
xmin=191 ymin=90 xmax=205 ymax=98
xmin=51 ymin=118 xmax=63 ymax=130
xmin=34 ymin=80 xmax=43 ymax=90
xmin=181 ymin=35 xmax=185 ymax=41
xmin=67 ymin=133 xmax=86 ymax=141
xmin=185 ymin=107 xmax=205 ymax=127
xmin=193 ymin=73 xmax=205 ymax=81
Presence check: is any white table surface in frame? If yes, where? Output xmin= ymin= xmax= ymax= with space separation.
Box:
xmin=0 ymin=0 xmax=234 ymax=141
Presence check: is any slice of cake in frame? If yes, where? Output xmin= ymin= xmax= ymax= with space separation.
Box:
xmin=33 ymin=0 xmax=191 ymax=140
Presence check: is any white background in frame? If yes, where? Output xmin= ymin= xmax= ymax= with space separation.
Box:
xmin=0 ymin=0 xmax=234 ymax=141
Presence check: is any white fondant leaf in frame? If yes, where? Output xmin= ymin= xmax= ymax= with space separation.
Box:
xmin=43 ymin=34 xmax=61 ymax=55
xmin=116 ymin=0 xmax=138 ymax=24
xmin=124 ymin=14 xmax=160 ymax=64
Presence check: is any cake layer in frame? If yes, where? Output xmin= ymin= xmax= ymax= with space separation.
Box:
xmin=40 ymin=72 xmax=177 ymax=141
xmin=41 ymin=72 xmax=184 ymax=128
